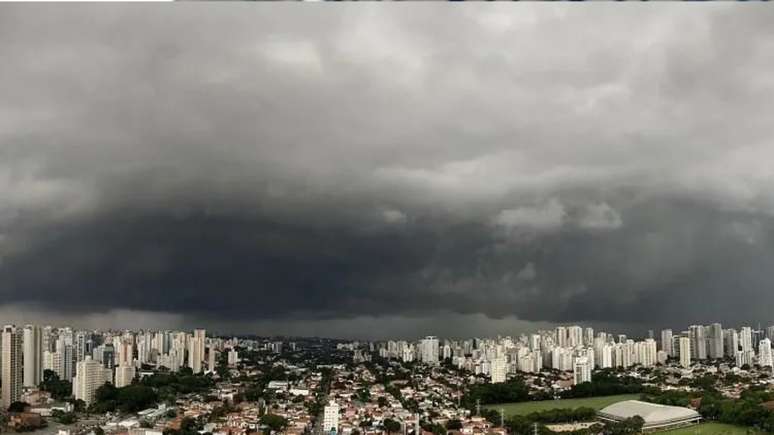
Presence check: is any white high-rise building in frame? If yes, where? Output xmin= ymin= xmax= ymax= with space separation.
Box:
xmin=573 ymin=356 xmax=591 ymax=385
xmin=73 ymin=356 xmax=112 ymax=405
xmin=690 ymin=325 xmax=707 ymax=360
xmin=568 ymin=326 xmax=583 ymax=347
xmin=419 ymin=336 xmax=439 ymax=365
xmin=172 ymin=332 xmax=188 ymax=369
xmin=639 ymin=339 xmax=658 ymax=367
xmin=657 ymin=350 xmax=668 ymax=365
xmin=708 ymin=323 xmax=724 ymax=359
xmin=529 ymin=334 xmax=541 ymax=352
xmin=660 ymin=329 xmax=673 ymax=357
xmin=114 ymin=365 xmax=136 ymax=388
xmin=725 ymin=329 xmax=740 ymax=357
xmin=551 ymin=347 xmax=572 ymax=371
xmin=43 ymin=350 xmax=64 ymax=379
xmin=23 ymin=325 xmax=43 ymax=388
xmin=42 ymin=326 xmax=54 ymax=353
xmin=597 ymin=344 xmax=613 ymax=369
xmin=322 ymin=402 xmax=340 ymax=433
xmin=584 ymin=328 xmax=594 ymax=346
xmin=555 ymin=327 xmax=567 ymax=348
xmin=490 ymin=356 xmax=507 ymax=383
xmin=188 ymin=336 xmax=204 ymax=374
xmin=208 ymin=347 xmax=218 ymax=372
xmin=2 ymin=325 xmax=23 ymax=409
xmin=759 ymin=339 xmax=773 ymax=368
xmin=193 ymin=329 xmax=206 ymax=368
xmin=741 ymin=327 xmax=753 ymax=353
xmin=117 ymin=341 xmax=134 ymax=368
xmin=679 ymin=337 xmax=691 ymax=368
xmin=737 ymin=350 xmax=755 ymax=368
xmin=227 ymin=348 xmax=238 ymax=366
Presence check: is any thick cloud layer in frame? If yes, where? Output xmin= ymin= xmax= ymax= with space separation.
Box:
xmin=2 ymin=5 xmax=774 ymax=337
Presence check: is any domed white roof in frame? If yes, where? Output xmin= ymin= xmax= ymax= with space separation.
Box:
xmin=598 ymin=400 xmax=700 ymax=427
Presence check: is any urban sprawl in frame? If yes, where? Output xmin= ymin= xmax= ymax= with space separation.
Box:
xmin=1 ymin=323 xmax=774 ymax=435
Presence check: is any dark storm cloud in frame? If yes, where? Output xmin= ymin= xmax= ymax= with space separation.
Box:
xmin=2 ymin=4 xmax=774 ymax=336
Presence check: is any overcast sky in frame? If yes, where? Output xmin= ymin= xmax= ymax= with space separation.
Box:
xmin=1 ymin=5 xmax=774 ymax=338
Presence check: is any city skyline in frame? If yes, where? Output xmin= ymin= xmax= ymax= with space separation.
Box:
xmin=2 ymin=6 xmax=774 ymax=338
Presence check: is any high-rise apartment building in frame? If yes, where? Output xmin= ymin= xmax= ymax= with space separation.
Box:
xmin=114 ymin=365 xmax=136 ymax=388
xmin=194 ymin=329 xmax=206 ymax=368
xmin=2 ymin=325 xmax=23 ymax=409
xmin=188 ymin=335 xmax=204 ymax=374
xmin=584 ymin=327 xmax=594 ymax=346
xmin=73 ymin=356 xmax=112 ymax=405
xmin=708 ymin=323 xmax=723 ymax=359
xmin=567 ymin=326 xmax=583 ymax=347
xmin=227 ymin=349 xmax=239 ymax=366
xmin=661 ymin=329 xmax=673 ymax=357
xmin=43 ymin=350 xmax=64 ymax=379
xmin=741 ymin=327 xmax=753 ymax=353
xmin=23 ymin=324 xmax=43 ymax=388
xmin=419 ymin=336 xmax=439 ymax=365
xmin=725 ymin=329 xmax=739 ymax=357
xmin=490 ymin=356 xmax=507 ymax=383
xmin=208 ymin=347 xmax=218 ymax=372
xmin=759 ymin=339 xmax=773 ymax=368
xmin=639 ymin=339 xmax=658 ymax=367
xmin=555 ymin=327 xmax=567 ymax=348
xmin=573 ymin=356 xmax=591 ymax=385
xmin=679 ymin=337 xmax=691 ymax=368
xmin=690 ymin=325 xmax=707 ymax=360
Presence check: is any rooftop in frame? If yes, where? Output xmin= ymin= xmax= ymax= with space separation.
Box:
xmin=598 ymin=400 xmax=700 ymax=428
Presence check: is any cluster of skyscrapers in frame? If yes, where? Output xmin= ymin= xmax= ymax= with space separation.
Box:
xmin=376 ymin=323 xmax=774 ymax=387
xmin=661 ymin=324 xmax=774 ymax=369
xmin=0 ymin=325 xmax=233 ymax=409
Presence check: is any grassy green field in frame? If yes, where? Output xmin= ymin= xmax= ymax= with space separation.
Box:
xmin=659 ymin=422 xmax=765 ymax=434
xmin=483 ymin=394 xmax=640 ymax=417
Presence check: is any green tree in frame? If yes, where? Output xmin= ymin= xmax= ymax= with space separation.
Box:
xmin=51 ymin=410 xmax=78 ymax=425
xmin=383 ymin=418 xmax=402 ymax=434
xmin=446 ymin=419 xmax=462 ymax=430
xmin=8 ymin=401 xmax=30 ymax=413
xmin=39 ymin=369 xmax=73 ymax=400
xmin=260 ymin=414 xmax=288 ymax=433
